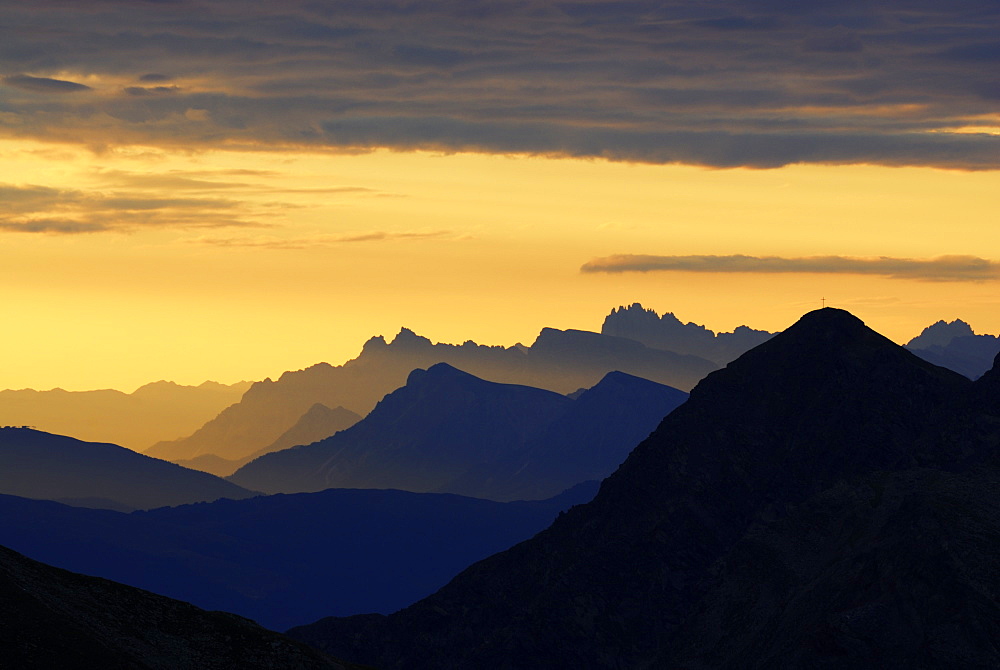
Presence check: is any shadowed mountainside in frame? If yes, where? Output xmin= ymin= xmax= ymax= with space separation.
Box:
xmin=229 ymin=365 xmax=687 ymax=501
xmin=601 ymin=303 xmax=774 ymax=364
xmin=0 ymin=543 xmax=357 ymax=669
xmin=0 ymin=427 xmax=255 ymax=511
xmin=0 ymin=380 xmax=250 ymax=452
xmin=148 ymin=327 xmax=713 ymax=465
xmin=0 ymin=482 xmax=598 ymax=632
xmin=288 ymin=309 xmax=998 ymax=668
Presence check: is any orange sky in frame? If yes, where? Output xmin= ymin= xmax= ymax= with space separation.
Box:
xmin=2 ymin=140 xmax=998 ymax=391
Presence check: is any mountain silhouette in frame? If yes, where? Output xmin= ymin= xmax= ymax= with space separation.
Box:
xmin=0 ymin=482 xmax=597 ymax=632
xmin=0 ymin=543 xmax=356 ymax=669
xmin=173 ymin=404 xmax=362 ymax=477
xmin=906 ymin=318 xmax=1000 ymax=379
xmin=287 ymin=308 xmax=985 ymax=668
xmin=602 ymin=302 xmax=774 ymax=364
xmin=0 ymin=427 xmax=255 ymax=511
xmin=148 ymin=326 xmax=713 ymax=467
xmin=0 ymin=380 xmax=249 ymax=452
xmin=229 ymin=364 xmax=687 ymax=501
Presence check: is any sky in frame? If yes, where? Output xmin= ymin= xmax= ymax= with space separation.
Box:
xmin=2 ymin=0 xmax=999 ymax=391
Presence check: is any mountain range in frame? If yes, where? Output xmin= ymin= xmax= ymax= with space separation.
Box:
xmin=0 ymin=427 xmax=255 ymax=511
xmin=601 ymin=302 xmax=775 ymax=363
xmin=288 ymin=308 xmax=1000 ymax=668
xmin=0 ymin=481 xmax=597 ymax=632
xmin=229 ymin=365 xmax=687 ymax=501
xmin=906 ymin=318 xmax=1000 ymax=380
xmin=146 ymin=326 xmax=715 ymax=470
xmin=0 ymin=380 xmax=249 ymax=452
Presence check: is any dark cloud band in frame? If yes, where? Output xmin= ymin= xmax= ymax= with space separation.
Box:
xmin=1 ymin=2 xmax=999 ymax=168
xmin=580 ymin=254 xmax=1000 ymax=282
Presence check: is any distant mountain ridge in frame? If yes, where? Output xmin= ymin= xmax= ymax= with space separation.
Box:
xmin=905 ymin=318 xmax=1000 ymax=379
xmin=173 ymin=404 xmax=363 ymax=477
xmin=0 ymin=427 xmax=255 ymax=511
xmin=149 ymin=326 xmax=712 ymax=466
xmin=601 ymin=303 xmax=775 ymax=364
xmin=289 ymin=308 xmax=998 ymax=668
xmin=0 ymin=380 xmax=250 ymax=452
xmin=229 ymin=364 xmax=688 ymax=501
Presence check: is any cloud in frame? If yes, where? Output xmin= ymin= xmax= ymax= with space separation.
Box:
xmin=580 ymin=254 xmax=1000 ymax=282
xmin=3 ymin=74 xmax=91 ymax=93
xmin=0 ymin=2 xmax=999 ymax=168
xmin=123 ymin=85 xmax=181 ymax=96
xmin=189 ymin=230 xmax=455 ymax=249
xmin=0 ymin=183 xmax=262 ymax=233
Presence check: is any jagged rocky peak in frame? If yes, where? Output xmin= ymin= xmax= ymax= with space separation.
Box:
xmin=907 ymin=318 xmax=976 ymax=349
xmin=389 ymin=327 xmax=433 ymax=348
xmin=601 ymin=302 xmax=773 ymax=363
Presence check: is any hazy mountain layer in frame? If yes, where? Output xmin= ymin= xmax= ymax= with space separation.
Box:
xmin=0 ymin=482 xmax=597 ymax=632
xmin=0 ymin=427 xmax=255 ymax=511
xmin=229 ymin=365 xmax=687 ymax=501
xmin=288 ymin=309 xmax=990 ymax=668
xmin=150 ymin=326 xmax=713 ymax=464
xmin=906 ymin=319 xmax=1000 ymax=380
xmin=601 ymin=302 xmax=774 ymax=364
xmin=0 ymin=544 xmax=354 ymax=669
xmin=0 ymin=380 xmax=250 ymax=452
xmin=174 ymin=404 xmax=362 ymax=477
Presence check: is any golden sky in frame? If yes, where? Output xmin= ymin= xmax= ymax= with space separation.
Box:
xmin=2 ymin=2 xmax=999 ymax=391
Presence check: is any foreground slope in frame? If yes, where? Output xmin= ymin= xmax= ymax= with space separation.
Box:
xmin=288 ymin=308 xmax=975 ymax=668
xmin=0 ymin=543 xmax=355 ymax=670
xmin=0 ymin=427 xmax=255 ymax=511
xmin=230 ymin=364 xmax=687 ymax=501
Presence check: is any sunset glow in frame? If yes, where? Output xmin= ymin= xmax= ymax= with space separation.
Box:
xmin=2 ymin=2 xmax=999 ymax=391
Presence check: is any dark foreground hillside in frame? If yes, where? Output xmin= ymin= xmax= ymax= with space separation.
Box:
xmin=0 ymin=544 xmax=360 ymax=670
xmin=289 ymin=309 xmax=1000 ymax=668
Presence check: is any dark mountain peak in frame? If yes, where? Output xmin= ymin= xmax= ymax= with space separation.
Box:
xmin=289 ymin=310 xmax=992 ymax=668
xmin=907 ymin=318 xmax=976 ymax=349
xmin=405 ymin=362 xmax=477 ymax=386
xmin=726 ymin=308 xmax=909 ymax=370
xmin=584 ymin=369 xmax=674 ymax=395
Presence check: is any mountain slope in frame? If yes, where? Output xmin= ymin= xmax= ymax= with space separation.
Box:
xmin=0 ymin=482 xmax=597 ymax=631
xmin=173 ymin=404 xmax=362 ymax=477
xmin=229 ymin=364 xmax=575 ymax=497
xmin=0 ymin=543 xmax=354 ymax=669
xmin=230 ymin=365 xmax=687 ymax=501
xmin=666 ymin=467 xmax=1000 ymax=668
xmin=0 ymin=427 xmax=255 ymax=511
xmin=288 ymin=308 xmax=972 ymax=668
xmin=148 ymin=326 xmax=713 ymax=464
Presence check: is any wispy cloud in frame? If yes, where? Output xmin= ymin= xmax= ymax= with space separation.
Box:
xmin=3 ymin=74 xmax=91 ymax=93
xmin=580 ymin=254 xmax=1000 ymax=282
xmin=189 ymin=230 xmax=456 ymax=249
xmin=0 ymin=183 xmax=262 ymax=233
xmin=0 ymin=2 xmax=998 ymax=168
